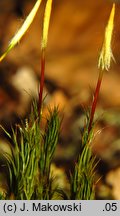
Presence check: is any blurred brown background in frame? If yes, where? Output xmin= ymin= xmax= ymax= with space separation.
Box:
xmin=0 ymin=0 xmax=120 ymax=199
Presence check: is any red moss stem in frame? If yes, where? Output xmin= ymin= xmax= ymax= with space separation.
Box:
xmin=88 ymin=70 xmax=104 ymax=133
xmin=38 ymin=49 xmax=45 ymax=114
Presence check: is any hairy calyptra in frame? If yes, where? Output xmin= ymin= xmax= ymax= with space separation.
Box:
xmin=98 ymin=3 xmax=115 ymax=71
xmin=88 ymin=3 xmax=115 ymax=133
xmin=0 ymin=0 xmax=42 ymax=62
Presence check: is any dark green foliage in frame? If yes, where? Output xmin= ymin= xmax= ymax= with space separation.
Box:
xmin=0 ymin=99 xmax=99 ymax=200
xmin=0 ymin=102 xmax=99 ymax=200
xmin=1 ymin=102 xmax=61 ymax=200
xmin=43 ymin=107 xmax=60 ymax=173
xmin=70 ymin=118 xmax=98 ymax=200
xmin=3 ymin=101 xmax=41 ymax=199
xmin=37 ymin=107 xmax=61 ymax=199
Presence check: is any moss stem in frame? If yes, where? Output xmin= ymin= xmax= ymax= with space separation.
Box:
xmin=38 ymin=49 xmax=45 ymax=113
xmin=88 ymin=70 xmax=104 ymax=133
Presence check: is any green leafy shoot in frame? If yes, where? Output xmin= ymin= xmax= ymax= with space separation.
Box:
xmin=37 ymin=107 xmax=61 ymax=199
xmin=70 ymin=115 xmax=98 ymax=200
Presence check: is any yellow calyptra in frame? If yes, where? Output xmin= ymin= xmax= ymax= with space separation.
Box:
xmin=41 ymin=0 xmax=53 ymax=50
xmin=0 ymin=0 xmax=42 ymax=62
xmin=98 ymin=3 xmax=115 ymax=71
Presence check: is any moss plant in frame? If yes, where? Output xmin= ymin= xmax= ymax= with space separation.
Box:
xmin=0 ymin=0 xmax=59 ymax=200
xmin=0 ymin=1 xmax=116 ymax=200
xmin=70 ymin=3 xmax=115 ymax=200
